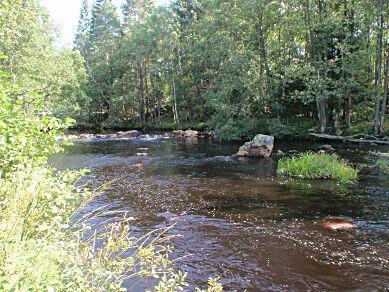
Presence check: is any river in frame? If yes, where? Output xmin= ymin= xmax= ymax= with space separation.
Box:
xmin=50 ymin=135 xmax=389 ymax=290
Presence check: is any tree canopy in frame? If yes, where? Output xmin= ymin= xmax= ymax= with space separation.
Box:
xmin=1 ymin=0 xmax=388 ymax=139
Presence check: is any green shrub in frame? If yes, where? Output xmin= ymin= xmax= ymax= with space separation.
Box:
xmin=265 ymin=118 xmax=294 ymax=139
xmin=277 ymin=152 xmax=358 ymax=183
xmin=0 ymin=70 xmax=74 ymax=176
xmin=348 ymin=121 xmax=374 ymax=135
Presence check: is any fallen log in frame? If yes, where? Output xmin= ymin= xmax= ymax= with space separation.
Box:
xmin=309 ymin=133 xmax=389 ymax=145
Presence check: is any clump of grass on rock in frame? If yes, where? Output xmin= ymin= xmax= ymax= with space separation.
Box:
xmin=277 ymin=152 xmax=358 ymax=183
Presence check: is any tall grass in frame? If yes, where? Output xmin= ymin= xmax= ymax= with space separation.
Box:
xmin=277 ymin=152 xmax=358 ymax=183
xmin=0 ymin=166 xmax=192 ymax=291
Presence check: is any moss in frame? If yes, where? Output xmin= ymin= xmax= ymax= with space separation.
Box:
xmin=277 ymin=152 xmax=358 ymax=183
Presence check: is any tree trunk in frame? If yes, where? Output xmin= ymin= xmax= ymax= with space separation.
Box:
xmin=137 ymin=61 xmax=146 ymax=126
xmin=344 ymin=0 xmax=354 ymax=132
xmin=304 ymin=0 xmax=314 ymax=62
xmin=315 ymin=0 xmax=328 ymax=134
xmin=373 ymin=0 xmax=383 ymax=134
xmin=171 ymin=60 xmax=180 ymax=124
xmin=258 ymin=8 xmax=271 ymax=106
xmin=144 ymin=63 xmax=149 ymax=123
xmin=316 ymin=61 xmax=327 ymax=134
xmin=379 ymin=47 xmax=389 ymax=134
xmin=334 ymin=103 xmax=341 ymax=135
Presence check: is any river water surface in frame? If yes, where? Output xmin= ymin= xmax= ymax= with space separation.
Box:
xmin=51 ymin=136 xmax=389 ymax=290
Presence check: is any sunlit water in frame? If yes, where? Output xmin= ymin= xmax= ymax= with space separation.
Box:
xmin=50 ymin=136 xmax=389 ymax=290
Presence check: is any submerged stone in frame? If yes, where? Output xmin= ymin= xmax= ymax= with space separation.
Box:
xmin=322 ymin=220 xmax=357 ymax=230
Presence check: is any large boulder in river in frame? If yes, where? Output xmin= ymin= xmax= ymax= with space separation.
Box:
xmin=235 ymin=134 xmax=274 ymax=158
xmin=184 ymin=129 xmax=199 ymax=138
xmin=116 ymin=130 xmax=140 ymax=138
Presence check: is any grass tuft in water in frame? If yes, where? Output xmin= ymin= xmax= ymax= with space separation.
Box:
xmin=277 ymin=152 xmax=358 ymax=183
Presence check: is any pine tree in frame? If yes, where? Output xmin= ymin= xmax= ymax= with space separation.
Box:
xmin=89 ymin=0 xmax=121 ymax=42
xmin=74 ymin=0 xmax=90 ymax=54
xmin=122 ymin=0 xmax=153 ymax=30
xmin=85 ymin=0 xmax=122 ymax=126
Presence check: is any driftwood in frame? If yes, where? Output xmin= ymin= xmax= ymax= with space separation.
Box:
xmin=309 ymin=133 xmax=389 ymax=145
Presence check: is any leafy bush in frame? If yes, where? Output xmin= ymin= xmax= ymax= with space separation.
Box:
xmin=277 ymin=152 xmax=358 ymax=183
xmin=348 ymin=121 xmax=374 ymax=135
xmin=265 ymin=118 xmax=294 ymax=139
xmin=0 ymin=70 xmax=74 ymax=176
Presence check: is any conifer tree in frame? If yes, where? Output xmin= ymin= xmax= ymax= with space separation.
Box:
xmin=74 ymin=0 xmax=90 ymax=54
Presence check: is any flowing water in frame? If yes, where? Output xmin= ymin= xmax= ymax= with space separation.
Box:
xmin=51 ymin=135 xmax=389 ymax=291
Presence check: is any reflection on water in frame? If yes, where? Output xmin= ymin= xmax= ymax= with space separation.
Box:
xmin=50 ymin=136 xmax=389 ymax=290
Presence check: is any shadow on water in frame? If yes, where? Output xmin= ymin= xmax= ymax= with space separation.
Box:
xmin=50 ymin=137 xmax=389 ymax=290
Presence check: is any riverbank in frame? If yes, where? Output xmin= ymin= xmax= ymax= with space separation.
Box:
xmin=69 ymin=118 xmax=315 ymax=141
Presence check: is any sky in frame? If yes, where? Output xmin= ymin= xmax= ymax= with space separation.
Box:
xmin=40 ymin=0 xmax=168 ymax=47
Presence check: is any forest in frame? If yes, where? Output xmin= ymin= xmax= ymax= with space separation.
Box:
xmin=1 ymin=0 xmax=388 ymax=140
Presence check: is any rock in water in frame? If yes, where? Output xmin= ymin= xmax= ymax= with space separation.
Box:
xmin=235 ymin=134 xmax=274 ymax=158
xmin=172 ymin=130 xmax=185 ymax=138
xmin=78 ymin=133 xmax=95 ymax=139
xmin=322 ymin=220 xmax=357 ymax=230
xmin=318 ymin=144 xmax=335 ymax=153
xmin=276 ymin=150 xmax=284 ymax=156
xmin=116 ymin=130 xmax=140 ymax=138
xmin=184 ymin=129 xmax=199 ymax=138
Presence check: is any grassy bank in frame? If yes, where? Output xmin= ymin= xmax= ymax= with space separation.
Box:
xmin=277 ymin=152 xmax=358 ymax=183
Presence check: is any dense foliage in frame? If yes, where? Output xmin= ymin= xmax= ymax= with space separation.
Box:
xmin=65 ymin=0 xmax=388 ymax=139
xmin=1 ymin=0 xmax=387 ymax=139
xmin=0 ymin=0 xmax=88 ymax=116
xmin=0 ymin=67 xmax=72 ymax=176
xmin=277 ymin=152 xmax=358 ymax=182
